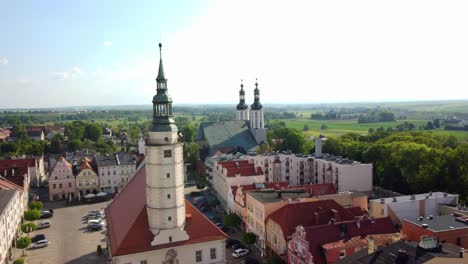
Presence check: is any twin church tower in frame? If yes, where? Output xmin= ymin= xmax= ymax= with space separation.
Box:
xmin=236 ymin=79 xmax=265 ymax=129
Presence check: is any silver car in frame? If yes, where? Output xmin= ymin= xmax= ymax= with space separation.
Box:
xmin=32 ymin=239 xmax=50 ymax=249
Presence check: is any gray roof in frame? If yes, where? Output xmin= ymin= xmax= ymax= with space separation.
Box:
xmin=0 ymin=189 xmax=17 ymax=216
xmin=197 ymin=121 xmax=259 ymax=156
xmin=404 ymin=214 xmax=468 ymax=232
xmin=96 ymin=153 xmax=136 ymax=167
xmin=248 ymin=190 xmax=310 ymax=203
xmin=336 ymin=240 xmax=464 ymax=264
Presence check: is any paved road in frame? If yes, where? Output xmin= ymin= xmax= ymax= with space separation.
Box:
xmin=24 ymin=202 xmax=108 ymax=264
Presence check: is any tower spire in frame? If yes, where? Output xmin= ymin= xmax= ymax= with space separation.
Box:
xmin=151 ymin=43 xmax=176 ymax=132
xmin=156 ymin=43 xmax=167 ymax=82
xmin=236 ymin=79 xmax=248 ymax=111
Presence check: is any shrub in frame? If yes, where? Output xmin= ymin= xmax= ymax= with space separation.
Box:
xmin=16 ymin=237 xmax=31 ymax=249
xmin=24 ymin=209 xmax=41 ymax=221
xmin=21 ymin=222 xmax=37 ymax=233
xmin=223 ymin=213 xmax=241 ymax=227
xmin=242 ymin=232 xmax=257 ymax=246
xmin=29 ymin=201 xmax=43 ymax=210
xmin=13 ymin=259 xmax=24 ymax=264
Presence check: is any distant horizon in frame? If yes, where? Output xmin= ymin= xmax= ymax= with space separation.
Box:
xmin=1 ymin=99 xmax=468 ymax=111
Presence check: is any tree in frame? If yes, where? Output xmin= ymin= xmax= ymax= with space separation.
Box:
xmin=433 ymin=119 xmax=441 ymax=128
xmin=223 ymin=213 xmax=241 ymax=228
xmin=320 ymin=124 xmax=328 ymax=130
xmin=242 ymin=232 xmax=257 ymax=248
xmin=11 ymin=125 xmax=29 ymax=141
xmin=84 ymin=123 xmax=102 ymax=141
xmin=303 ymin=124 xmax=310 ymax=131
xmin=68 ymin=139 xmax=83 ymax=151
xmin=183 ymin=142 xmax=199 ymax=169
xmin=368 ymin=128 xmax=375 ymax=133
xmin=267 ymin=255 xmax=285 ymax=264
xmin=181 ymin=124 xmax=196 ymax=142
xmin=16 ymin=237 xmax=31 ymax=256
xmin=128 ymin=126 xmax=141 ymax=144
xmin=13 ymin=259 xmax=25 ymax=264
xmin=24 ymin=209 xmax=40 ymax=221
xmin=426 ymin=121 xmax=434 ymax=130
xmin=29 ymin=201 xmax=43 ymax=210
xmin=21 ymin=223 xmax=37 ymax=233
xmin=269 ymin=128 xmax=311 ymax=154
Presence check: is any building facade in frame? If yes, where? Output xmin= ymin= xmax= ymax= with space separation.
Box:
xmin=246 ymin=152 xmax=373 ymax=192
xmin=75 ymin=158 xmax=99 ymax=196
xmin=249 ymin=80 xmax=264 ymax=129
xmin=96 ymin=153 xmax=136 ymax=194
xmin=212 ymin=159 xmax=265 ymax=209
xmin=48 ymin=156 xmax=76 ymax=201
xmin=0 ymin=189 xmax=24 ymax=264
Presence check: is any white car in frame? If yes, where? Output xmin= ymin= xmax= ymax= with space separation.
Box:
xmin=32 ymin=239 xmax=50 ymax=249
xmin=232 ymin=248 xmax=249 ymax=258
xmin=37 ymin=221 xmax=51 ymax=229
xmin=88 ymin=219 xmax=103 ymax=225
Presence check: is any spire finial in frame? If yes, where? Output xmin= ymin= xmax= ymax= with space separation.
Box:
xmin=156 ymin=42 xmax=167 ymax=81
xmin=159 ymin=43 xmax=162 ymax=57
xmin=241 ymin=79 xmax=244 ymax=88
xmin=255 ymin=78 xmax=258 ymax=87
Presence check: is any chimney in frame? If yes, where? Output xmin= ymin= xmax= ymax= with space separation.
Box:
xmin=393 ymin=197 xmax=397 ymax=202
xmin=410 ymin=195 xmax=415 ymax=200
xmin=368 ymin=236 xmax=375 ymax=254
xmin=315 ymin=138 xmax=322 ymax=158
xmin=460 ymin=248 xmax=464 ymax=259
xmin=444 ymin=193 xmax=448 ymax=197
xmin=314 ymin=212 xmax=320 ymax=225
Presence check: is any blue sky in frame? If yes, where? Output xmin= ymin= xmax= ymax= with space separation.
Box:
xmin=1 ymin=0 xmax=468 ymax=108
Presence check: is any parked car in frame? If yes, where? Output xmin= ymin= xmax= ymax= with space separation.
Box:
xmin=88 ymin=224 xmax=103 ymax=231
xmin=214 ymin=222 xmax=224 ymax=227
xmin=31 ymin=239 xmax=50 ymax=249
xmin=39 ymin=211 xmax=53 ymax=219
xmin=37 ymin=221 xmax=51 ymax=229
xmin=31 ymin=234 xmax=46 ymax=243
xmin=88 ymin=219 xmax=103 ymax=225
xmin=225 ymin=238 xmax=240 ymax=248
xmin=232 ymin=243 xmax=246 ymax=251
xmin=232 ymin=248 xmax=249 ymax=258
xmin=241 ymin=257 xmax=259 ymax=264
xmin=220 ymin=226 xmax=230 ymax=233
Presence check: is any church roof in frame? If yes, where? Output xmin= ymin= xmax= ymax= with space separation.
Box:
xmin=196 ymin=121 xmax=259 ymax=156
xmin=105 ymin=164 xmax=227 ymax=257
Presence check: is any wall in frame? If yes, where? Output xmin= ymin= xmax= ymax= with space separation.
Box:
xmin=48 ymin=159 xmax=75 ymax=201
xmin=0 ymin=190 xmax=23 ymax=264
xmin=112 ymin=239 xmax=226 ymax=264
xmin=402 ymin=220 xmax=468 ymax=249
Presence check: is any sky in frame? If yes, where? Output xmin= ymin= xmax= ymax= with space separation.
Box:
xmin=1 ymin=0 xmax=468 ymax=109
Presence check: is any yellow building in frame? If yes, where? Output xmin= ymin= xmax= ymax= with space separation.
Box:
xmin=75 ymin=157 xmax=99 ymax=196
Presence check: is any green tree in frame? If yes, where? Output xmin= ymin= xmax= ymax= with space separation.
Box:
xmin=223 ymin=213 xmax=241 ymax=228
xmin=267 ymin=255 xmax=285 ymax=264
xmin=21 ymin=223 xmax=37 ymax=233
xmin=303 ymin=124 xmax=310 ymax=131
xmin=16 ymin=237 xmax=31 ymax=256
xmin=320 ymin=124 xmax=328 ymax=130
xmin=0 ymin=141 xmax=20 ymax=154
xmin=269 ymin=128 xmax=311 ymax=154
xmin=368 ymin=128 xmax=374 ymax=133
xmin=426 ymin=121 xmax=434 ymax=130
xmin=84 ymin=123 xmax=102 ymax=141
xmin=29 ymin=201 xmax=43 ymax=210
xmin=11 ymin=125 xmax=29 ymax=141
xmin=183 ymin=142 xmax=199 ymax=169
xmin=242 ymin=232 xmax=257 ymax=248
xmin=24 ymin=209 xmax=40 ymax=221
xmin=128 ymin=126 xmax=141 ymax=144
xmin=13 ymin=259 xmax=25 ymax=264
xmin=433 ymin=119 xmax=441 ymax=128
xmin=68 ymin=139 xmax=83 ymax=151
xmin=181 ymin=124 xmax=196 ymax=142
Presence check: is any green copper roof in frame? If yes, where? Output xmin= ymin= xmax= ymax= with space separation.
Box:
xmin=156 ymin=43 xmax=167 ymax=81
xmin=251 ymin=80 xmax=263 ymax=110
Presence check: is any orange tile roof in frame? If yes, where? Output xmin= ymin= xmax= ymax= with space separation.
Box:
xmin=105 ymin=164 xmax=228 ymax=257
xmin=218 ymin=160 xmax=263 ymax=177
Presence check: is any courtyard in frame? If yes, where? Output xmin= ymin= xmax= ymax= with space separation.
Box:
xmin=15 ymin=201 xmax=108 ymax=264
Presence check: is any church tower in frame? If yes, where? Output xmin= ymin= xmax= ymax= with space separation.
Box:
xmin=236 ymin=80 xmax=249 ymax=121
xmin=145 ymin=43 xmax=189 ymax=246
xmin=249 ymin=79 xmax=264 ymax=129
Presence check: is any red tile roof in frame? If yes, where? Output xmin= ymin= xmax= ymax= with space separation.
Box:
xmin=267 ymin=200 xmax=357 ymax=240
xmin=0 ymin=177 xmax=23 ymax=191
xmin=105 ymin=164 xmax=227 ymax=257
xmin=322 ymin=232 xmax=404 ymax=251
xmin=0 ymin=158 xmax=36 ymax=169
xmin=218 ymin=160 xmax=263 ymax=177
xmin=74 ymin=158 xmax=95 ymax=176
xmin=300 ymin=217 xmax=396 ymax=264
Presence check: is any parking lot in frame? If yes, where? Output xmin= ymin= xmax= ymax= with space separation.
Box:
xmin=22 ymin=202 xmax=108 ymax=264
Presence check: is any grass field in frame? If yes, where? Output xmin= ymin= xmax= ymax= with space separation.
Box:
xmin=278 ymin=118 xmax=468 ymax=141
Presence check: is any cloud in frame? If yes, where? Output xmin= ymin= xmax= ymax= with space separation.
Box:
xmin=103 ymin=41 xmax=112 ymax=46
xmin=53 ymin=66 xmax=84 ymax=80
xmin=0 ymin=57 xmax=8 ymax=65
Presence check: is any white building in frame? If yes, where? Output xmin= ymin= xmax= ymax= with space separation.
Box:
xmin=0 ymin=189 xmax=24 ymax=264
xmin=96 ymin=153 xmax=136 ymax=194
xmin=369 ymin=192 xmax=459 ymax=224
xmin=249 ymin=80 xmax=264 ymax=129
xmin=211 ymin=159 xmax=265 ymax=209
xmin=106 ymin=43 xmax=227 ymax=264
xmin=245 ymin=151 xmax=373 ymax=192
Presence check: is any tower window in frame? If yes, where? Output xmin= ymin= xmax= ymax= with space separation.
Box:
xmin=164 ymin=150 xmax=172 ymax=157
xmin=166 ymin=173 xmax=170 ymax=178
xmin=169 ymin=236 xmax=172 ymax=243
xmin=167 ymin=194 xmax=171 ymax=199
xmin=168 ymin=216 xmax=172 ymax=221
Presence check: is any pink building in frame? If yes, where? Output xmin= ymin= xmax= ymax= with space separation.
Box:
xmin=48 ymin=156 xmax=76 ymax=201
